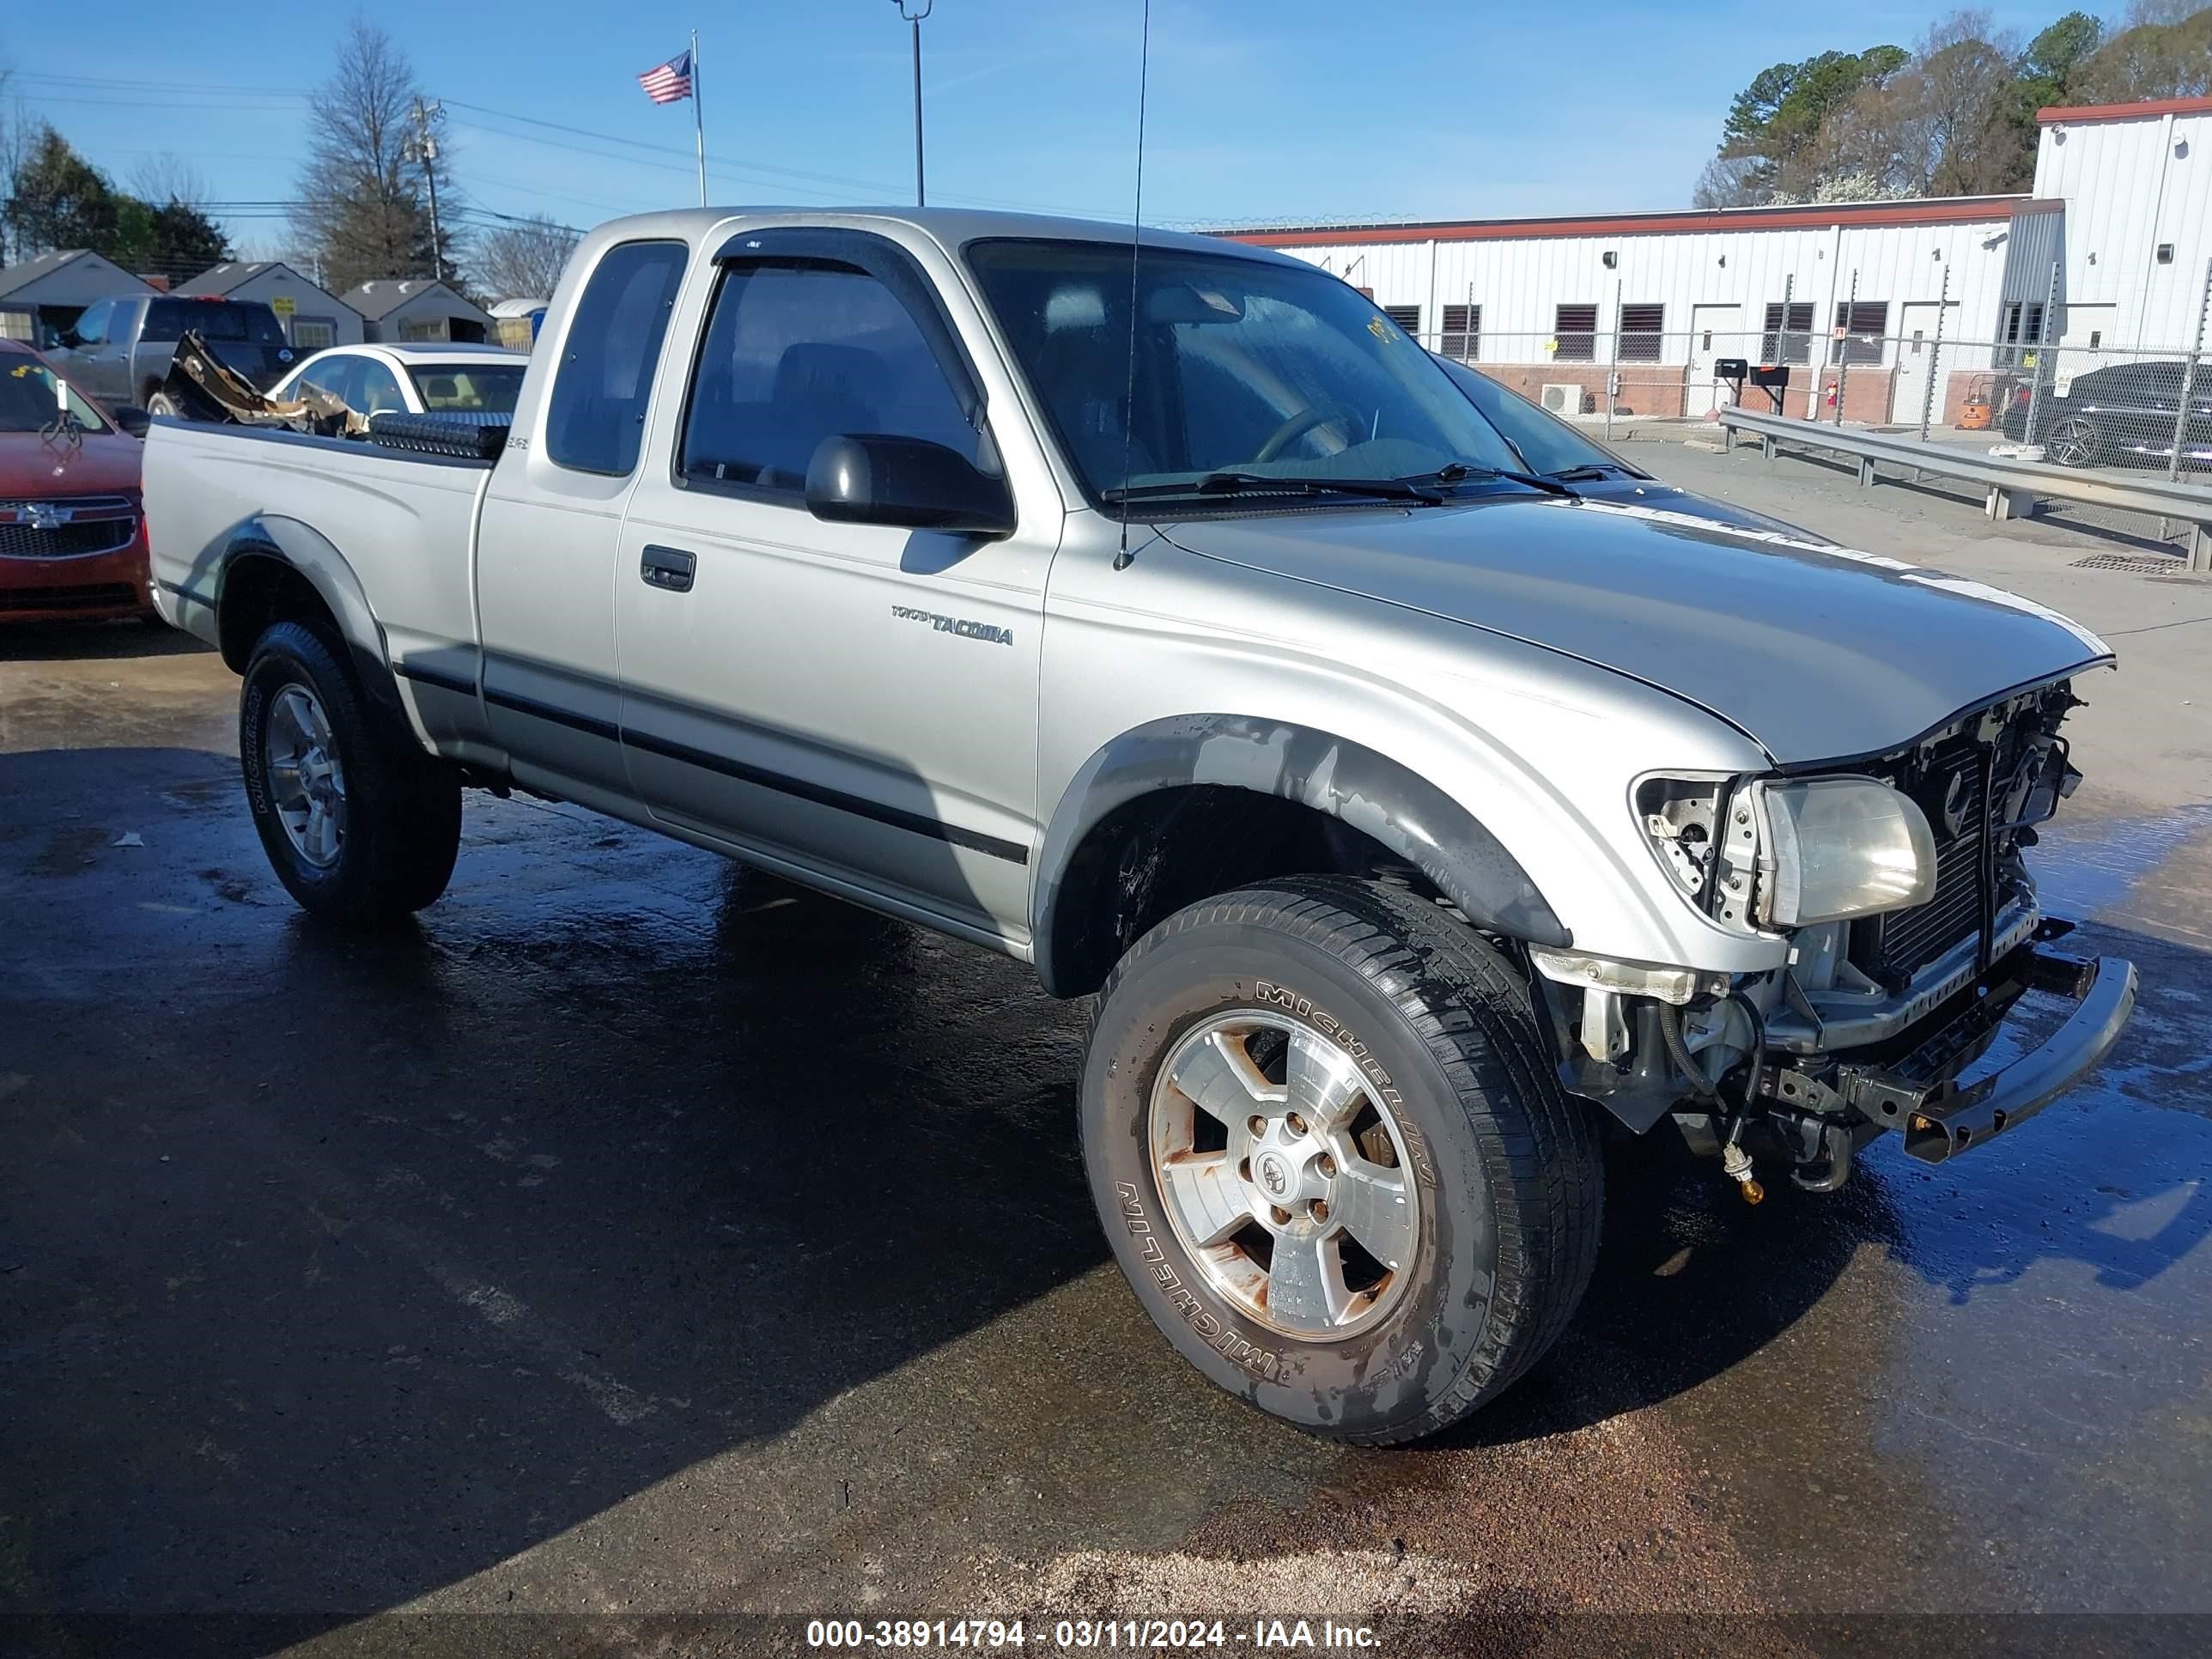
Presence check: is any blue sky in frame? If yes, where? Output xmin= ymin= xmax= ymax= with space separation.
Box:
xmin=4 ymin=1 xmax=2067 ymax=252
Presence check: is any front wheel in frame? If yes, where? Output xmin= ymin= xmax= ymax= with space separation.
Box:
xmin=240 ymin=622 xmax=461 ymax=922
xmin=1080 ymin=877 xmax=1602 ymax=1444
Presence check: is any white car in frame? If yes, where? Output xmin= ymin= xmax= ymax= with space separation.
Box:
xmin=268 ymin=344 xmax=527 ymax=421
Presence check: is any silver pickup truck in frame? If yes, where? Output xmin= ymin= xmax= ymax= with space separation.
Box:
xmin=144 ymin=208 xmax=2135 ymax=1444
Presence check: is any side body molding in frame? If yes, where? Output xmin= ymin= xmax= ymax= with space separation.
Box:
xmin=1032 ymin=714 xmax=1570 ymax=997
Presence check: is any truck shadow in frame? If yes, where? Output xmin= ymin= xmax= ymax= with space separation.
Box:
xmin=4 ymin=744 xmax=2208 ymax=1640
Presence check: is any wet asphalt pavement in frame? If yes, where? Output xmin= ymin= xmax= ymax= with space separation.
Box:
xmin=3 ymin=458 xmax=2211 ymax=1656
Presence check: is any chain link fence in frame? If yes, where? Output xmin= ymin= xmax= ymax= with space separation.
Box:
xmin=1416 ymin=322 xmax=2210 ymax=477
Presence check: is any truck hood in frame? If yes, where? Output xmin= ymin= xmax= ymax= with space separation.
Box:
xmin=1160 ymin=495 xmax=2112 ymax=765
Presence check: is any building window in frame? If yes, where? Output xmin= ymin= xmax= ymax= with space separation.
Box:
xmin=1441 ymin=303 xmax=1480 ymax=361
xmin=1760 ymin=301 xmax=1814 ymax=365
xmin=1830 ymin=301 xmax=1888 ymax=366
xmin=1383 ymin=304 xmax=1421 ymax=338
xmin=1618 ymin=303 xmax=1663 ymax=363
xmin=1996 ymin=300 xmax=2047 ymax=368
xmin=290 ymin=317 xmax=337 ymax=350
xmin=1553 ymin=303 xmax=1597 ymax=362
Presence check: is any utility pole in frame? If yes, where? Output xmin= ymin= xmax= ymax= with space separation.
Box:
xmin=893 ymin=1 xmax=932 ymax=206
xmin=404 ymin=97 xmax=447 ymax=283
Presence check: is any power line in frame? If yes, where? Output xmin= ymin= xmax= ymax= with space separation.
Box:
xmin=9 ymin=65 xmax=1125 ymax=220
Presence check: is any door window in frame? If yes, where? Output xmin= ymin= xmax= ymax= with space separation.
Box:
xmin=678 ymin=260 xmax=981 ymax=496
xmin=71 ymin=301 xmax=111 ymax=348
xmin=546 ymin=239 xmax=689 ymax=476
xmin=299 ymin=354 xmax=360 ymax=407
xmin=355 ymin=358 xmax=407 ymax=416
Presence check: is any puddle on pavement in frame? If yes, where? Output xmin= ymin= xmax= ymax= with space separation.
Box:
xmin=2033 ymin=805 xmax=2212 ymax=921
xmin=1675 ymin=802 xmax=2212 ymax=1610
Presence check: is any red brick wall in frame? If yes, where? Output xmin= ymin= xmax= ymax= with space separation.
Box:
xmin=1808 ymin=366 xmax=1898 ymax=424
xmin=1468 ymin=362 xmax=1688 ymax=418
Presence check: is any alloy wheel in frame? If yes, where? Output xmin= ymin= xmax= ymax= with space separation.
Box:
xmin=264 ymin=683 xmax=348 ymax=869
xmin=1147 ymin=1010 xmax=1421 ymax=1341
xmin=2046 ymin=416 xmax=2099 ymax=468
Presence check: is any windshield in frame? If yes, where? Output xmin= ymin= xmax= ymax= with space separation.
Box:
xmin=0 ymin=356 xmax=110 ymax=434
xmin=1431 ymin=356 xmax=1644 ymax=477
xmin=408 ymin=364 xmax=525 ymax=414
xmin=143 ymin=300 xmax=286 ymax=346
xmin=965 ymin=239 xmax=1526 ymax=509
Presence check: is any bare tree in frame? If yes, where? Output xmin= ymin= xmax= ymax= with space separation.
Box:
xmin=1821 ymin=11 xmax=2027 ymax=198
xmin=2074 ymin=3 xmax=2212 ymax=101
xmin=291 ymin=20 xmax=460 ymax=292
xmin=472 ymin=213 xmax=580 ymax=301
xmin=1691 ymin=153 xmax=1767 ymax=209
xmin=0 ymin=61 xmax=32 ymax=264
xmin=127 ymin=155 xmax=214 ymax=210
xmin=2121 ymin=0 xmax=2204 ymax=24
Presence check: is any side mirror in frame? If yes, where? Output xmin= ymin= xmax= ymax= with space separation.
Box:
xmin=805 ymin=434 xmax=1014 ymax=538
xmin=111 ymin=405 xmax=153 ymax=439
xmin=58 ymin=329 xmax=82 ymax=350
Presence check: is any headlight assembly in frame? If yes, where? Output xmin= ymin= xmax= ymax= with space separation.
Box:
xmin=1754 ymin=776 xmax=1936 ymax=928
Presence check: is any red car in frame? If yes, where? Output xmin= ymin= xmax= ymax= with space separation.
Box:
xmin=1 ymin=337 xmax=153 ymax=624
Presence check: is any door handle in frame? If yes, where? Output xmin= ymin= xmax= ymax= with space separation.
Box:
xmin=640 ymin=544 xmax=697 ymax=593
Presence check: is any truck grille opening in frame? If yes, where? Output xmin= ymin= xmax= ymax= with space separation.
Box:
xmin=1866 ymin=753 xmax=1990 ymax=977
xmin=1846 ymin=686 xmax=2075 ymax=987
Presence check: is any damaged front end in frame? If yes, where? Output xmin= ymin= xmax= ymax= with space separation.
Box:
xmin=1536 ymin=680 xmax=2136 ymax=1196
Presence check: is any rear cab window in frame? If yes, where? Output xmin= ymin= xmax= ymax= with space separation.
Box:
xmin=143 ymin=301 xmax=285 ymax=344
xmin=545 ymin=240 xmax=690 ymax=476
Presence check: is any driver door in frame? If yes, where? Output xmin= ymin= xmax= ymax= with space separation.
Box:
xmin=613 ymin=232 xmax=1053 ymax=941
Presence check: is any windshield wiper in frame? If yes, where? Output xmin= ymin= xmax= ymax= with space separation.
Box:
xmin=1405 ymin=461 xmax=1577 ymax=500
xmin=1544 ymin=462 xmax=1648 ymax=483
xmin=1103 ymin=471 xmax=1445 ymax=506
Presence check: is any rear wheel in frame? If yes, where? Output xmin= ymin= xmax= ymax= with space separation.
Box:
xmin=145 ymin=391 xmax=185 ymax=421
xmin=240 ymin=621 xmax=460 ymax=922
xmin=2045 ymin=414 xmax=2104 ymax=468
xmin=1080 ymin=877 xmax=1603 ymax=1444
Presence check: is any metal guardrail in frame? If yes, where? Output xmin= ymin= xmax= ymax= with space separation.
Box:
xmin=1717 ymin=406 xmax=2212 ymax=573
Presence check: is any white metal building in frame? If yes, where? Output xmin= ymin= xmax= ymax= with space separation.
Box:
xmin=2035 ymin=96 xmax=2211 ymax=352
xmin=0 ymin=250 xmax=155 ymax=344
xmin=1224 ymin=94 xmax=2212 ymax=426
xmin=174 ymin=262 xmax=364 ymax=350
xmin=341 ymin=279 xmax=495 ymax=345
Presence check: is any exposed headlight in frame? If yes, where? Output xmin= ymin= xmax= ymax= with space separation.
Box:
xmin=1755 ymin=776 xmax=1936 ymax=927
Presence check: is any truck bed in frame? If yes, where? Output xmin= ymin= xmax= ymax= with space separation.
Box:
xmin=144 ymin=418 xmax=494 ymax=681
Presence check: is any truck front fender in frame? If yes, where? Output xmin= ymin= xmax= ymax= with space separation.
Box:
xmin=1032 ymin=714 xmax=1570 ymax=998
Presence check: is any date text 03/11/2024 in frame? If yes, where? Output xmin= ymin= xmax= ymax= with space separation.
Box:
xmin=804 ymin=1618 xmax=1384 ymax=1650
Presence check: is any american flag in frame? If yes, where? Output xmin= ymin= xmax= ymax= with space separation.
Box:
xmin=637 ymin=50 xmax=694 ymax=105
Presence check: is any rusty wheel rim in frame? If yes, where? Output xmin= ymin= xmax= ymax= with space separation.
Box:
xmin=1147 ymin=1010 xmax=1419 ymax=1342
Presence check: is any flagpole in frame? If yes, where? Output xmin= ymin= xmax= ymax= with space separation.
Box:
xmin=690 ymin=27 xmax=707 ymax=207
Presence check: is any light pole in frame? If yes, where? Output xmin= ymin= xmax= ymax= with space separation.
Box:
xmin=892 ymin=0 xmax=932 ymax=206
